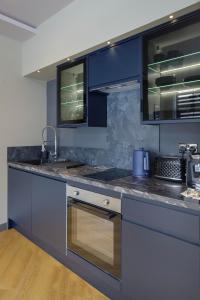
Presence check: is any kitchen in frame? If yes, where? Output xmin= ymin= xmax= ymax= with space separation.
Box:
xmin=0 ymin=1 xmax=200 ymax=299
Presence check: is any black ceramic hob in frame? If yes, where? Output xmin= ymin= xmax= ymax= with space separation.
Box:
xmin=84 ymin=168 xmax=132 ymax=182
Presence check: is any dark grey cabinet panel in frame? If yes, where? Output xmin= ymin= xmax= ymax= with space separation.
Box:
xmin=123 ymin=197 xmax=200 ymax=244
xmin=8 ymin=168 xmax=32 ymax=233
xmin=122 ymin=220 xmax=200 ymax=300
xmin=32 ymin=174 xmax=66 ymax=254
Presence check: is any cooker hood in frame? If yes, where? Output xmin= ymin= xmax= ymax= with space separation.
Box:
xmin=89 ymin=80 xmax=140 ymax=93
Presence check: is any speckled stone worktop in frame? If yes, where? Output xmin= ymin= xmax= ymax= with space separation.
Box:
xmin=8 ymin=161 xmax=200 ymax=214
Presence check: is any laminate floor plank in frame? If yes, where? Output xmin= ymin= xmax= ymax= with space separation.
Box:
xmin=0 ymin=229 xmax=108 ymax=300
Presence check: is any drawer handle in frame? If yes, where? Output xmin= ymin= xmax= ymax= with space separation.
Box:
xmin=73 ymin=191 xmax=80 ymax=196
xmin=103 ymin=199 xmax=110 ymax=206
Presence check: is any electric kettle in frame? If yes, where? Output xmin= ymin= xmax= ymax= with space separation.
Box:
xmin=133 ymin=148 xmax=150 ymax=177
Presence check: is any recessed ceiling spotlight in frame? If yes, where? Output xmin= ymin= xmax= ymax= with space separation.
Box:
xmin=37 ymin=70 xmax=40 ymax=73
xmin=67 ymin=58 xmax=71 ymax=61
xmin=107 ymin=41 xmax=111 ymax=45
xmin=169 ymin=15 xmax=174 ymax=19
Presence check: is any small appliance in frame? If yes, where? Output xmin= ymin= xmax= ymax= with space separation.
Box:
xmin=154 ymin=156 xmax=186 ymax=182
xmin=186 ymin=154 xmax=200 ymax=187
xmin=132 ymin=148 xmax=150 ymax=177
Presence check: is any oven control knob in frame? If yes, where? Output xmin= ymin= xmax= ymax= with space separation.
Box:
xmin=74 ymin=191 xmax=80 ymax=196
xmin=103 ymin=199 xmax=110 ymax=206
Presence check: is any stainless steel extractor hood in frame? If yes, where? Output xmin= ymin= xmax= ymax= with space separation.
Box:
xmin=89 ymin=80 xmax=140 ymax=93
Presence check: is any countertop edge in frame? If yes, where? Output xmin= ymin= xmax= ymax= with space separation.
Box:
xmin=8 ymin=162 xmax=200 ymax=215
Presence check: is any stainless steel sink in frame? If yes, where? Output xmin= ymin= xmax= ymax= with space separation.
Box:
xmin=21 ymin=159 xmax=42 ymax=165
xmin=20 ymin=159 xmax=84 ymax=169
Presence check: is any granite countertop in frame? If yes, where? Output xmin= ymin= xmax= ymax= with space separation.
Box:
xmin=8 ymin=161 xmax=200 ymax=214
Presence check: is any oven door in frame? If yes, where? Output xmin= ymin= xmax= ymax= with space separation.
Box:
xmin=67 ymin=198 xmax=121 ymax=279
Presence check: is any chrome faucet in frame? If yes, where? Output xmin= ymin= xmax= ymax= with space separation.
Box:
xmin=42 ymin=125 xmax=57 ymax=161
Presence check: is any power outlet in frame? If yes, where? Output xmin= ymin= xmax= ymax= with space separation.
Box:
xmin=187 ymin=144 xmax=198 ymax=153
xmin=179 ymin=143 xmax=187 ymax=154
xmin=179 ymin=143 xmax=198 ymax=154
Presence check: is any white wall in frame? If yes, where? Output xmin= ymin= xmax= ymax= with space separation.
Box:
xmin=22 ymin=0 xmax=199 ymax=76
xmin=0 ymin=34 xmax=46 ymax=225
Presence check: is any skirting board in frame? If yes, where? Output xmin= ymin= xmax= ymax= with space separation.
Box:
xmin=0 ymin=222 xmax=8 ymax=232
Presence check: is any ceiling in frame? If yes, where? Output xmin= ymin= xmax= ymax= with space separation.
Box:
xmin=0 ymin=0 xmax=75 ymax=41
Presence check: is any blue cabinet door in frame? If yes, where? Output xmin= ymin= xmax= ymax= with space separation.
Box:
xmin=122 ymin=220 xmax=200 ymax=300
xmin=8 ymin=168 xmax=32 ymax=233
xmin=88 ymin=37 xmax=141 ymax=88
xmin=31 ymin=174 xmax=66 ymax=255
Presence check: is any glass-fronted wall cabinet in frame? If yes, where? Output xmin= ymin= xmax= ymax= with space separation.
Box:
xmin=57 ymin=59 xmax=86 ymax=126
xmin=143 ymin=12 xmax=200 ymax=123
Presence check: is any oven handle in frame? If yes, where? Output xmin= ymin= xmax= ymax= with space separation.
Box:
xmin=69 ymin=199 xmax=118 ymax=220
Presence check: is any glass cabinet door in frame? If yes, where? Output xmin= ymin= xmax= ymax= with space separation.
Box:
xmin=57 ymin=60 xmax=86 ymax=126
xmin=143 ymin=13 xmax=200 ymax=122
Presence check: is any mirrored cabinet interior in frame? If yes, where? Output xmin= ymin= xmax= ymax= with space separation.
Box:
xmin=143 ymin=13 xmax=200 ymax=123
xmin=57 ymin=59 xmax=86 ymax=126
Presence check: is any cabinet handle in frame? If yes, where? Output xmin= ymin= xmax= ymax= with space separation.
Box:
xmin=103 ymin=199 xmax=110 ymax=206
xmin=73 ymin=191 xmax=80 ymax=196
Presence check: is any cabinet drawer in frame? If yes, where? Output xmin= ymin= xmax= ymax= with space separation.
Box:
xmin=122 ymin=197 xmax=200 ymax=243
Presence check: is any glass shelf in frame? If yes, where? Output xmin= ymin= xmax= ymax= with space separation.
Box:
xmin=61 ymin=100 xmax=83 ymax=105
xmin=148 ymin=51 xmax=200 ymax=74
xmin=148 ymin=79 xmax=200 ymax=95
xmin=144 ymin=15 xmax=200 ymax=123
xmin=60 ymin=82 xmax=83 ymax=90
xmin=58 ymin=60 xmax=86 ymax=125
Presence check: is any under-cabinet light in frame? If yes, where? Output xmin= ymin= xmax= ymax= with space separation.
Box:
xmin=67 ymin=58 xmax=70 ymax=61
xmin=161 ymin=63 xmax=200 ymax=74
xmin=169 ymin=15 xmax=174 ymax=19
xmin=37 ymin=70 xmax=40 ymax=73
xmin=107 ymin=41 xmax=111 ymax=45
xmin=161 ymin=87 xmax=200 ymax=96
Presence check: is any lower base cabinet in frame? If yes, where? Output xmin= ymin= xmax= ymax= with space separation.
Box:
xmin=32 ymin=174 xmax=66 ymax=255
xmin=122 ymin=220 xmax=200 ymax=300
xmin=8 ymin=168 xmax=32 ymax=233
xmin=8 ymin=167 xmax=66 ymax=256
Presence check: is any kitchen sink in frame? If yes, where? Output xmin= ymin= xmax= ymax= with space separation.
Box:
xmin=21 ymin=159 xmax=42 ymax=165
xmin=20 ymin=159 xmax=85 ymax=169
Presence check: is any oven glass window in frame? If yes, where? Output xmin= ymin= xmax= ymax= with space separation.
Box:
xmin=68 ymin=199 xmax=121 ymax=278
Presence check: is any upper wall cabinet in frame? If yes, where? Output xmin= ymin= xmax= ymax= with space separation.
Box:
xmin=57 ymin=59 xmax=87 ymax=126
xmin=142 ymin=11 xmax=200 ymax=124
xmin=88 ymin=37 xmax=142 ymax=89
xmin=57 ymin=58 xmax=107 ymax=128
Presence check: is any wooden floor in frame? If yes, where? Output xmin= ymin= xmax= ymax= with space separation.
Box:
xmin=0 ymin=229 xmax=108 ymax=300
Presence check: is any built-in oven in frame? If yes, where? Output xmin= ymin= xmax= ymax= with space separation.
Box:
xmin=67 ymin=185 xmax=121 ymax=279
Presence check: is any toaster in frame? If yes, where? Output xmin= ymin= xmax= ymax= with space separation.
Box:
xmin=154 ymin=156 xmax=186 ymax=182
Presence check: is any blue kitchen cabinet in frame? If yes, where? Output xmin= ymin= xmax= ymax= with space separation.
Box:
xmin=8 ymin=168 xmax=67 ymax=256
xmin=31 ymin=174 xmax=66 ymax=255
xmin=88 ymin=37 xmax=142 ymax=89
xmin=57 ymin=58 xmax=107 ymax=128
xmin=8 ymin=168 xmax=32 ymax=234
xmin=122 ymin=197 xmax=200 ymax=300
xmin=142 ymin=11 xmax=200 ymax=124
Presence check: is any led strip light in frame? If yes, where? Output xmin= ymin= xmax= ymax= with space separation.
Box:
xmin=161 ymin=63 xmax=200 ymax=74
xmin=160 ymin=87 xmax=200 ymax=96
